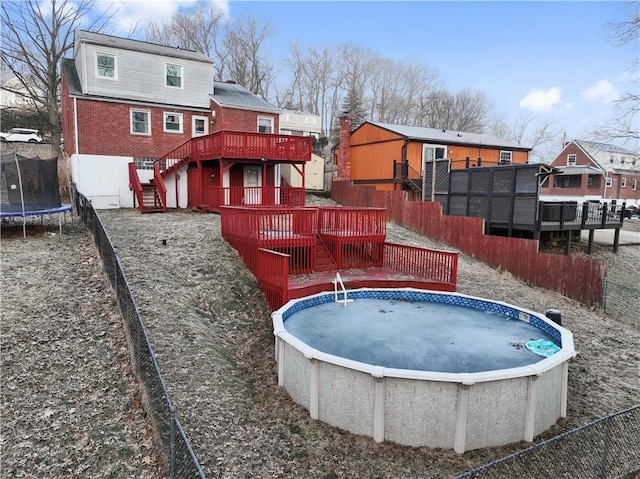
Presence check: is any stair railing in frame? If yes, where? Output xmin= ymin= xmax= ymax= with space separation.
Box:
xmin=128 ymin=162 xmax=145 ymax=212
xmin=153 ymin=163 xmax=167 ymax=212
xmin=332 ymin=272 xmax=353 ymax=306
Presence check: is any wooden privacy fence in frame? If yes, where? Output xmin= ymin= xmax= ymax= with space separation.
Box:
xmin=332 ymin=181 xmax=606 ymax=305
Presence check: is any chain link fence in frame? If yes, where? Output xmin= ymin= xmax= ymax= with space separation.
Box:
xmin=454 ymin=404 xmax=640 ymax=479
xmin=603 ymin=280 xmax=640 ymax=322
xmin=75 ymin=192 xmax=205 ymax=478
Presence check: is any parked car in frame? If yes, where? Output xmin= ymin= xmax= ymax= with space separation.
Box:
xmin=0 ymin=128 xmax=43 ymax=143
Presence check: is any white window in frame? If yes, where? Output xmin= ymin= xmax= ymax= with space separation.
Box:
xmin=131 ymin=109 xmax=151 ymax=135
xmin=587 ymin=177 xmax=593 ymax=187
xmin=258 ymin=117 xmax=273 ymax=133
xmin=621 ymin=178 xmax=627 ymax=188
xmin=632 ymin=179 xmax=637 ymax=190
xmin=567 ymin=154 xmax=576 ymax=166
xmin=192 ymin=116 xmax=208 ymax=137
xmin=605 ymin=177 xmax=613 ymax=188
xmin=96 ymin=53 xmax=116 ymax=79
xmin=499 ymin=150 xmax=512 ymax=164
xmin=163 ymin=112 xmax=183 ymax=133
xmin=165 ymin=64 xmax=183 ymax=88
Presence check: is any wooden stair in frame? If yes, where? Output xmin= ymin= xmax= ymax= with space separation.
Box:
xmin=139 ymin=180 xmax=166 ymax=213
xmin=315 ymin=237 xmax=337 ymax=272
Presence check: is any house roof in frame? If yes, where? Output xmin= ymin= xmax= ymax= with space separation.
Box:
xmin=62 ymin=58 xmax=83 ymax=96
xmin=554 ymin=165 xmax=605 ymax=176
xmin=75 ymin=30 xmax=213 ymax=64
xmin=573 ymin=139 xmax=640 ymax=173
xmin=365 ymin=121 xmax=530 ymax=150
xmin=211 ymin=81 xmax=280 ymax=113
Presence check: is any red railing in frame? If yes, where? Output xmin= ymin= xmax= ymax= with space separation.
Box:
xmin=210 ymin=186 xmax=305 ymax=209
xmin=153 ymin=163 xmax=167 ymax=212
xmin=221 ymin=206 xmax=318 ymax=274
xmin=383 ymin=242 xmax=458 ymax=287
xmin=256 ymin=248 xmax=290 ymax=311
xmin=318 ymin=207 xmax=387 ymax=268
xmin=128 ymin=162 xmax=144 ymax=211
xmin=156 ymin=131 xmax=313 ymax=176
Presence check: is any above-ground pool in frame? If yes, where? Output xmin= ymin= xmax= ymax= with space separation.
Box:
xmin=272 ymin=288 xmax=575 ymax=453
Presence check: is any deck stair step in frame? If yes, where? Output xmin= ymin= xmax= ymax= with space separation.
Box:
xmin=315 ymin=238 xmax=337 ymax=272
xmin=139 ymin=183 xmax=165 ymax=213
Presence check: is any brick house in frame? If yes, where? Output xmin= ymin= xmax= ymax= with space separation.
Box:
xmin=61 ymin=31 xmax=310 ymax=210
xmin=539 ymin=140 xmax=640 ymax=208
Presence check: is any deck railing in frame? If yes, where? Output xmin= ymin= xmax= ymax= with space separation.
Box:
xmin=156 ymin=131 xmax=313 ymax=176
xmin=383 ymin=242 xmax=458 ymax=287
xmin=221 ymin=206 xmax=318 ymax=274
xmin=256 ymin=248 xmax=290 ymax=311
xmin=210 ymin=186 xmax=305 ymax=209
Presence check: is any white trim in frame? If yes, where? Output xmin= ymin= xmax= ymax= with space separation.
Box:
xmin=192 ymin=115 xmax=209 ymax=137
xmin=95 ymin=51 xmax=117 ymax=80
xmin=257 ymin=116 xmax=274 ymax=133
xmin=163 ymin=111 xmax=183 ymax=134
xmin=130 ymin=108 xmax=151 ymax=136
xmin=165 ymin=63 xmax=183 ymax=89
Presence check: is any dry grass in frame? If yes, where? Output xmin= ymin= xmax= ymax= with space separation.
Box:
xmin=1 ymin=196 xmax=638 ymax=478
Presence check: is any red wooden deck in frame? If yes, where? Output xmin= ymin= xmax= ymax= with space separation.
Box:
xmin=287 ymin=267 xmax=456 ymax=301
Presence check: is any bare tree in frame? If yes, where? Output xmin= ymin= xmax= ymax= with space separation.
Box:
xmin=589 ymin=3 xmax=639 ymax=144
xmin=223 ymin=13 xmax=273 ymax=97
xmin=144 ymin=4 xmax=224 ymax=59
xmin=1 ymin=0 xmax=114 ymax=156
xmin=416 ymin=89 xmax=489 ymax=133
xmin=488 ymin=113 xmax=561 ymax=163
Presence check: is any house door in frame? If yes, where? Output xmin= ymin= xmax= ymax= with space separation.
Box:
xmin=422 ymin=144 xmax=448 ymax=202
xmin=244 ymin=166 xmax=262 ymax=204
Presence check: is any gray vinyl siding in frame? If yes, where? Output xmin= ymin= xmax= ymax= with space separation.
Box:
xmin=75 ymin=41 xmax=213 ymax=108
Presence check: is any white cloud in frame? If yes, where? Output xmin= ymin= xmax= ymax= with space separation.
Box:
xmin=581 ymin=79 xmax=620 ymax=104
xmin=98 ymin=0 xmax=229 ymax=34
xmin=519 ymin=87 xmax=563 ymax=113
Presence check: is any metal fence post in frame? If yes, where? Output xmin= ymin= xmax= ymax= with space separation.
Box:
xmin=170 ymin=403 xmax=177 ymax=478
xmin=599 ymin=415 xmax=613 ymax=479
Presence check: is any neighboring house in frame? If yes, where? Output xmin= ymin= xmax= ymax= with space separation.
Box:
xmin=61 ymin=31 xmax=310 ymax=210
xmin=279 ymin=109 xmax=325 ymax=191
xmin=0 ymin=74 xmax=43 ymax=110
xmin=334 ymin=116 xmax=531 ymax=200
xmin=539 ymin=140 xmax=640 ymax=207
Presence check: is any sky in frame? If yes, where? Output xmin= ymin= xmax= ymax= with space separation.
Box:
xmin=91 ymin=1 xmax=640 ymax=150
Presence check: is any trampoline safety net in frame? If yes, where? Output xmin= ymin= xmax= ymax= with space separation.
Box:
xmin=1 ymin=152 xmax=61 ymax=213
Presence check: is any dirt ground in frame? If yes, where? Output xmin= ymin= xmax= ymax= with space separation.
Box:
xmin=1 ymin=196 xmax=639 ymax=478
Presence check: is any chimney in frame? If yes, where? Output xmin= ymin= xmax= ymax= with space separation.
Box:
xmin=337 ymin=112 xmax=352 ymax=181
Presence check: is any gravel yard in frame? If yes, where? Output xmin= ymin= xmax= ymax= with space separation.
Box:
xmin=1 ymin=196 xmax=639 ymax=478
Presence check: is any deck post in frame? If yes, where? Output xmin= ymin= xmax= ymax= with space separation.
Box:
xmin=613 ymin=228 xmax=621 ymax=253
xmin=587 ymin=229 xmax=595 ymax=254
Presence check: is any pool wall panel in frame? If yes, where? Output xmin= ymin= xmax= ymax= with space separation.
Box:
xmin=384 ymin=378 xmax=458 ymax=447
xmin=465 ymin=378 xmax=528 ymax=450
xmin=282 ymin=343 xmax=311 ymax=410
xmin=534 ymin=364 xmax=563 ymax=435
xmin=317 ymin=363 xmax=374 ymax=437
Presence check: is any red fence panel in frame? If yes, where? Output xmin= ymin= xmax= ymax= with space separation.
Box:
xmin=256 ymin=248 xmax=289 ymax=310
xmin=331 ymin=181 xmax=606 ymax=305
xmin=383 ymin=242 xmax=458 ymax=288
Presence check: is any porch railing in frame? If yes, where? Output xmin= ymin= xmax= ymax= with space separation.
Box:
xmin=156 ymin=131 xmax=313 ymax=177
xmin=383 ymin=242 xmax=458 ymax=287
xmin=210 ymin=186 xmax=305 ymax=209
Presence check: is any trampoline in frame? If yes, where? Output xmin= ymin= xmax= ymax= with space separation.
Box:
xmin=1 ymin=152 xmax=72 ymax=238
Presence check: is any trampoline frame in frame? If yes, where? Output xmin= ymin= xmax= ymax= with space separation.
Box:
xmin=1 ymin=204 xmax=72 ymax=237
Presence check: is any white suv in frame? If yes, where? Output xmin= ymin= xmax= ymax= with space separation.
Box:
xmin=0 ymin=128 xmax=43 ymax=143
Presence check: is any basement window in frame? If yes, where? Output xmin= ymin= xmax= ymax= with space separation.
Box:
xmin=133 ymin=157 xmax=157 ymax=170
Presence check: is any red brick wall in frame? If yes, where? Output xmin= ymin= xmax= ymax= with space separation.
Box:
xmin=211 ymin=100 xmax=280 ymax=133
xmin=337 ymin=114 xmax=352 ymax=180
xmin=73 ymin=99 xmax=198 ymax=158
